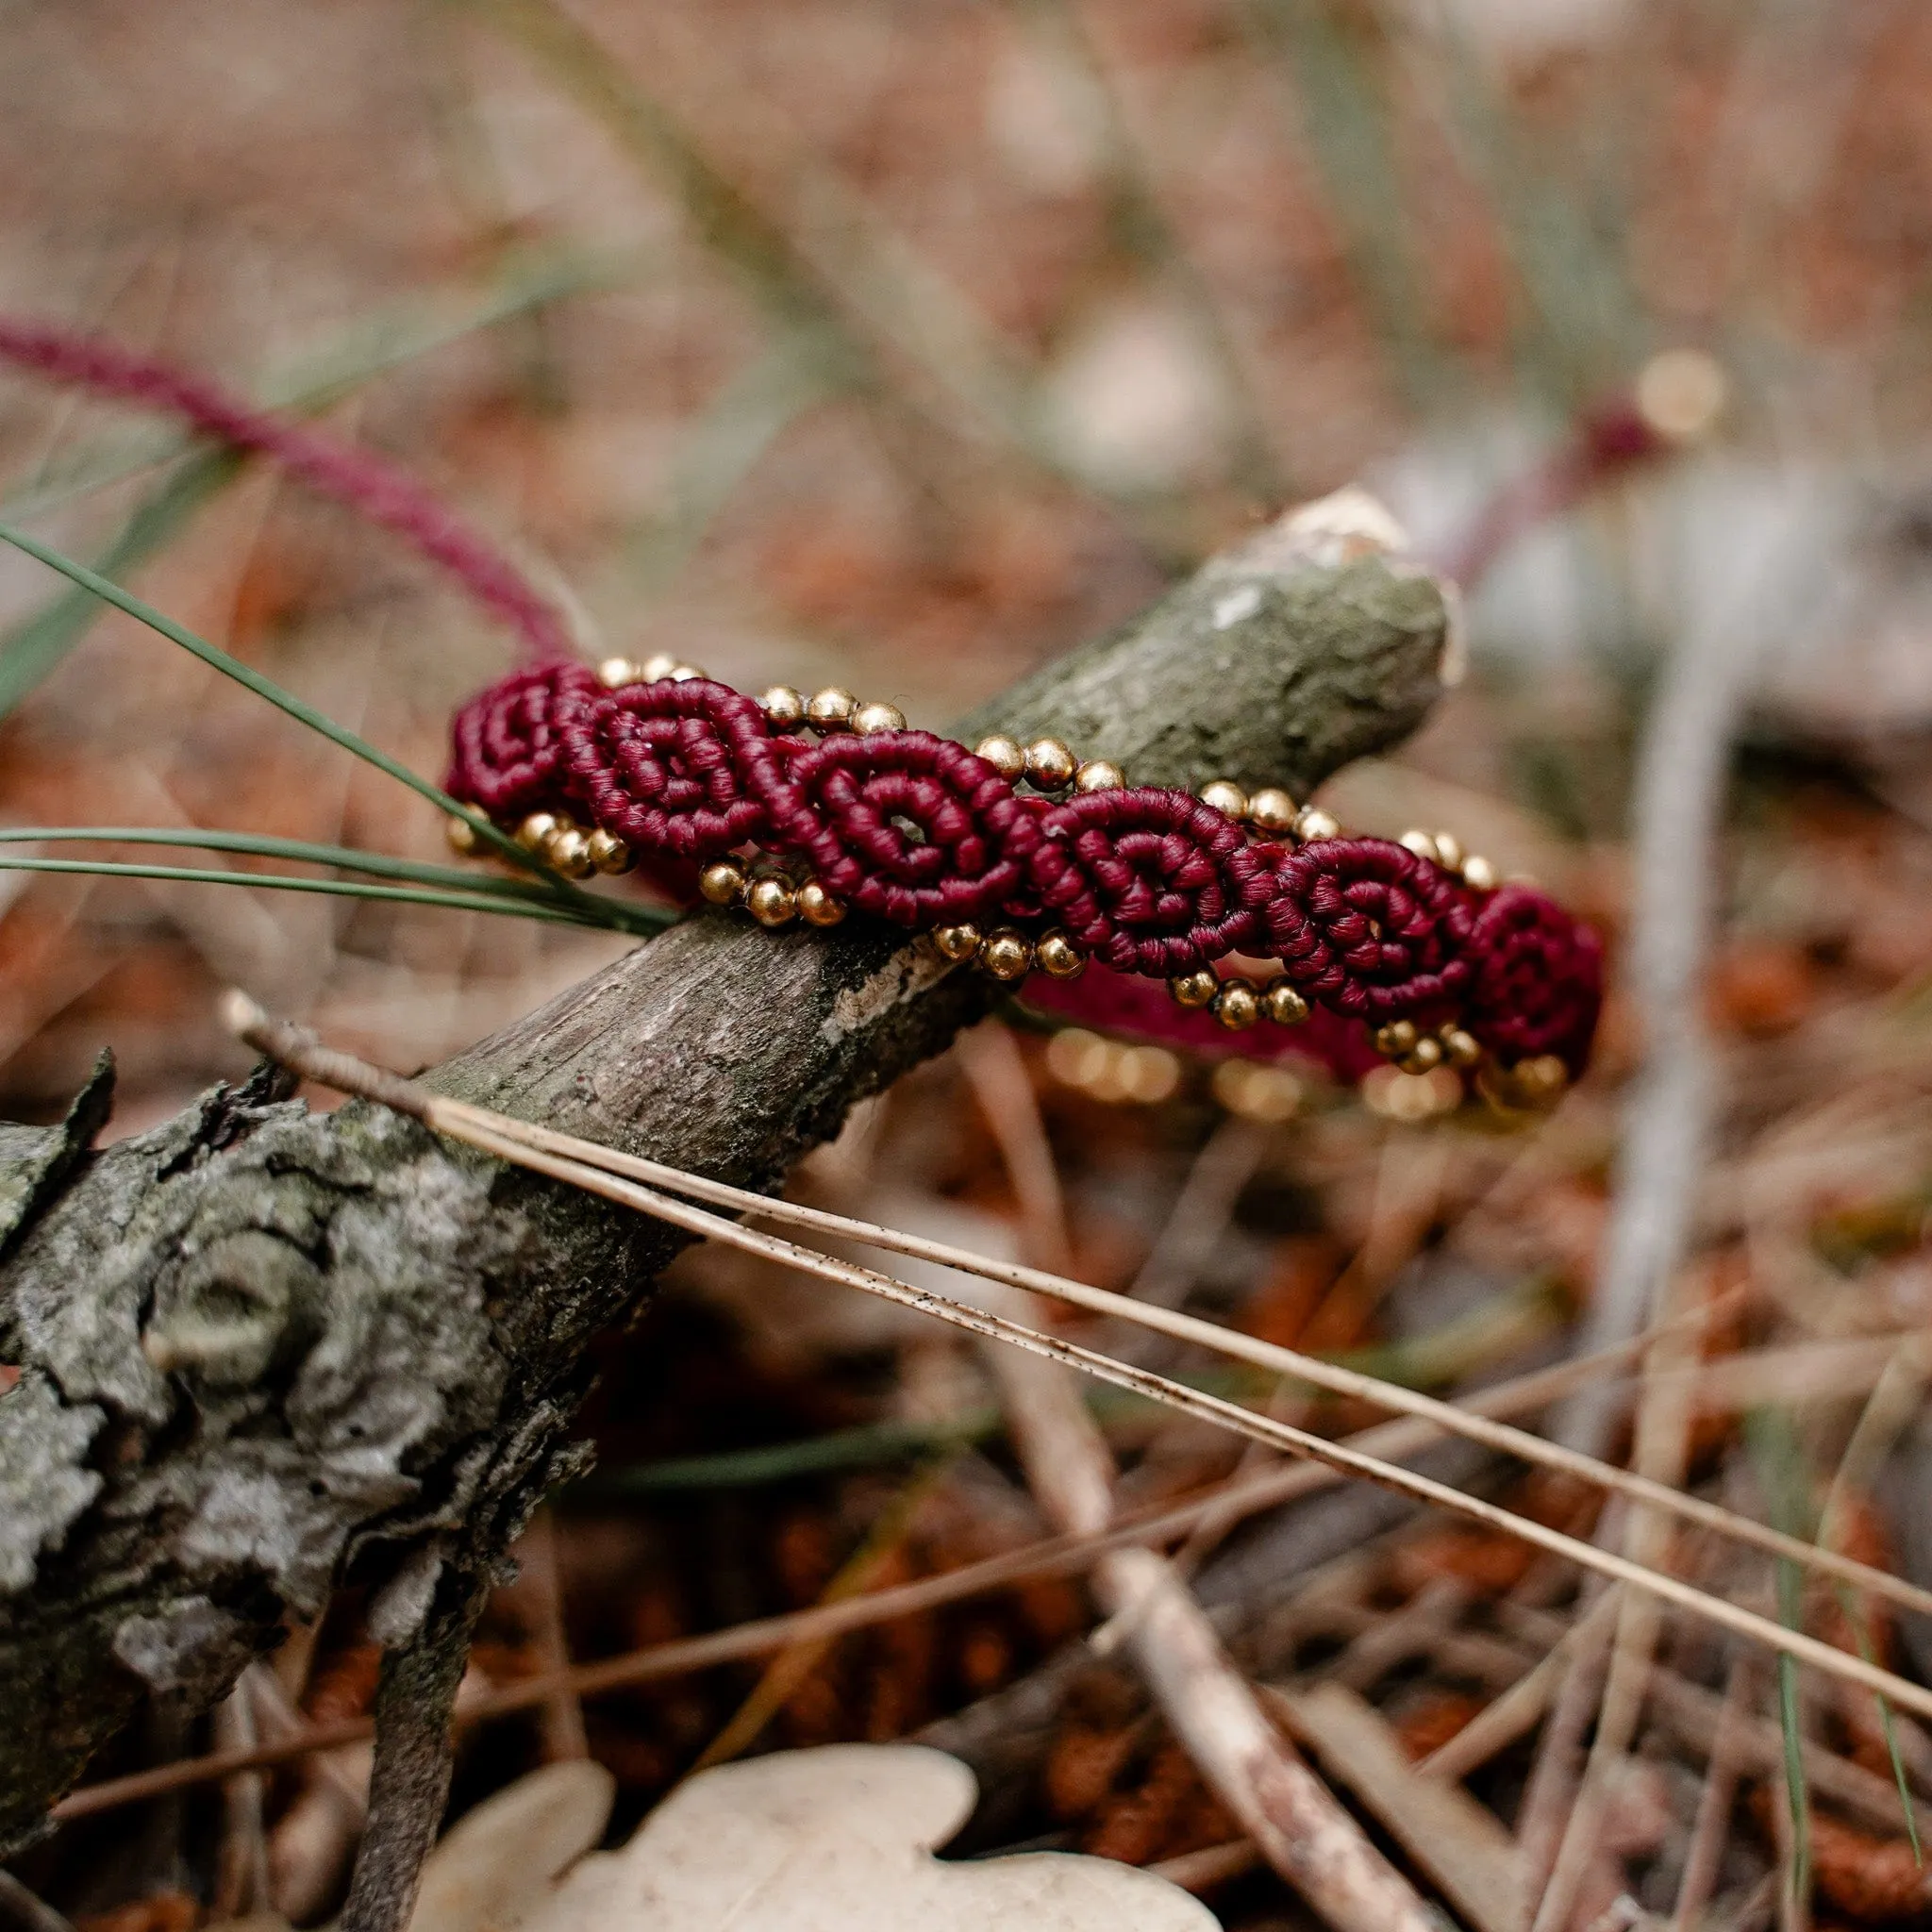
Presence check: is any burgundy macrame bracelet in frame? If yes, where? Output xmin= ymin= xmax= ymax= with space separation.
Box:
xmin=444 ymin=654 xmax=1603 ymax=1105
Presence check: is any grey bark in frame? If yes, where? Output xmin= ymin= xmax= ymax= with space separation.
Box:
xmin=0 ymin=495 xmax=1453 ymax=1852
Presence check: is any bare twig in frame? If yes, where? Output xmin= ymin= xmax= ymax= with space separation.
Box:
xmin=958 ymin=1024 xmax=1437 ymax=1932
xmin=340 ymin=1568 xmax=488 ymax=1932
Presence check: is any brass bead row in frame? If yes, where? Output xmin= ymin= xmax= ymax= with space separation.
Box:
xmin=1370 ymin=1016 xmax=1485 ymax=1078
xmin=1168 ymin=969 xmax=1311 ymax=1033
xmin=756 ymin=684 xmax=907 ymax=737
xmin=1395 ymin=826 xmax=1500 ymax=894
xmin=1368 ymin=1014 xmax=1569 ymax=1108
xmin=597 ymin=653 xmax=708 ymax=689
xmin=695 ymin=859 xmax=847 ymax=930
xmin=932 ymin=922 xmax=1087 ymax=983
xmin=448 ymin=808 xmax=637 ymax=879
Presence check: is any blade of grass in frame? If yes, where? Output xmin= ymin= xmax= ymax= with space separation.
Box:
xmin=0 ymin=825 xmax=667 ymax=919
xmin=0 ymin=448 xmax=243 ymax=716
xmin=1832 ymin=1581 xmax=1923 ymax=1863
xmin=0 ymin=856 xmax=604 ymax=926
xmin=1749 ymin=1407 xmax=1815 ymax=1900
xmin=0 ymin=520 xmax=600 ymax=904
xmin=0 ymin=252 xmax=630 ymax=711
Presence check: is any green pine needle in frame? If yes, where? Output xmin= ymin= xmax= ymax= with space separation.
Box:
xmin=0 ymin=826 xmax=673 ymax=935
xmin=0 ymin=854 xmax=605 ymax=925
xmin=0 ymin=518 xmax=608 ymax=910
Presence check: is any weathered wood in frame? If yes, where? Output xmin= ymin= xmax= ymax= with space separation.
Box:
xmin=0 ymin=492 xmax=1453 ymax=1850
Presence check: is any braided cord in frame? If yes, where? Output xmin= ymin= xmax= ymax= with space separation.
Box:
xmin=445 ymin=663 xmax=1603 ymax=1074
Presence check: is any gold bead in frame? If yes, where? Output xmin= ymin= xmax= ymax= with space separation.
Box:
xmin=596 ymin=656 xmax=640 ymax=689
xmin=747 ymin=877 xmax=798 ymax=926
xmin=1441 ymin=1026 xmax=1483 ymax=1068
xmin=808 ymin=687 xmax=858 ymax=729
xmin=1398 ymin=1037 xmax=1445 ymax=1074
xmin=1199 ymin=779 xmax=1249 ymax=821
xmin=1373 ymin=1018 xmax=1420 ymax=1058
xmin=1518 ymin=1055 xmax=1570 ymax=1101
xmin=1293 ymin=806 xmax=1341 ymax=842
xmin=1169 ymin=970 xmax=1220 ymax=1010
xmin=1460 ymin=854 xmax=1499 ymax=892
xmin=1433 ymin=831 xmax=1464 ymax=873
xmin=760 ymin=684 xmax=807 ymax=729
xmin=1035 ymin=930 xmax=1086 ymax=979
xmin=1479 ymin=1055 xmax=1569 ymax=1113
xmin=933 ymin=924 xmax=982 ymax=962
xmin=445 ymin=814 xmax=481 ymax=858
xmin=978 ymin=929 xmax=1034 ymax=982
xmin=587 ymin=828 xmax=634 ymax=874
xmin=1263 ymin=981 xmax=1310 ymax=1026
xmin=546 ymin=826 xmax=596 ymax=879
xmin=641 ymin=652 xmax=679 ymax=682
xmin=852 ymin=700 xmax=907 ymax=735
xmin=516 ymin=811 xmax=560 ymax=851
xmin=1024 ymin=739 xmax=1077 ymax=790
xmin=1212 ymin=980 xmax=1260 ymax=1030
xmin=974 ymin=735 xmax=1027 ymax=780
xmin=669 ymin=663 xmax=706 ymax=682
xmin=797 ymin=880 xmax=846 ymax=926
xmin=1247 ymin=787 xmax=1298 ymax=836
xmin=699 ymin=861 xmax=747 ymax=906
xmin=1398 ymin=829 xmax=1441 ymax=864
xmin=1074 ymin=758 xmax=1125 ymax=793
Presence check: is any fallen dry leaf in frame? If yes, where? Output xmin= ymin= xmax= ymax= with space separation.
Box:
xmin=409 ymin=1761 xmax=616 ymax=1932
xmin=516 ymin=1744 xmax=1220 ymax=1931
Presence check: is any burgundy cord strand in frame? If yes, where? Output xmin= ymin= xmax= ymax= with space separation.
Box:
xmin=442 ymin=663 xmax=1604 ymax=1071
xmin=0 ymin=317 xmax=576 ymax=662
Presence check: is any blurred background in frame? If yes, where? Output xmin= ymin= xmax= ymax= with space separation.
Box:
xmin=7 ymin=2 xmax=1932 ymax=1927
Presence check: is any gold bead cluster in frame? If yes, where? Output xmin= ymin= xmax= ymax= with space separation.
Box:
xmin=696 ymin=859 xmax=848 ymax=930
xmin=932 ymin=922 xmax=1087 ymax=983
xmin=1167 ymin=967 xmax=1311 ymax=1034
xmin=448 ymin=808 xmax=638 ymax=880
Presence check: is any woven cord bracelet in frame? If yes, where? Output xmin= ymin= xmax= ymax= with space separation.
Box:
xmin=443 ymin=654 xmax=1603 ymax=1107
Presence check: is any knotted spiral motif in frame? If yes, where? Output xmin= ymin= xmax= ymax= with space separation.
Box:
xmin=1462 ymin=884 xmax=1603 ymax=1074
xmin=445 ymin=662 xmax=600 ymax=818
xmin=772 ymin=731 xmax=1042 ymax=927
xmin=557 ymin=677 xmax=782 ymax=861
xmin=444 ymin=667 xmax=1604 ymax=1076
xmin=1258 ymin=836 xmax=1474 ymax=1021
xmin=1031 ymin=789 xmax=1273 ymax=976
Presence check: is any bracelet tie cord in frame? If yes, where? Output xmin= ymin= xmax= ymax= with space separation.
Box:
xmin=444 ymin=658 xmax=1604 ymax=1104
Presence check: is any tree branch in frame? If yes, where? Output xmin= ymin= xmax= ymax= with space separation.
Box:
xmin=0 ymin=489 xmax=1454 ymax=1851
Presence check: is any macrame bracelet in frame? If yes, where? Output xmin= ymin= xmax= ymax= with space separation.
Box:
xmin=443 ymin=655 xmax=1603 ymax=1104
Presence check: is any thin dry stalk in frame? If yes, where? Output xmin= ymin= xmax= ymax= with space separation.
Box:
xmin=502 ymin=1509 xmax=589 ymax=1762
xmin=1513 ymin=1581 xmax=1617 ymax=1912
xmin=1418 ymin=1588 xmax=1625 ymax=1785
xmin=391 ymin=1060 xmax=1932 ymax=1627
xmin=1669 ymin=1660 xmax=1757 ymax=1932
xmin=223 ymin=1002 xmax=1932 ymax=1728
xmin=42 ymin=1332 xmax=1706 ymax=1825
xmin=958 ymin=1024 xmax=1438 ymax=1932
xmin=1532 ymin=1263 xmax=1707 ymax=1932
